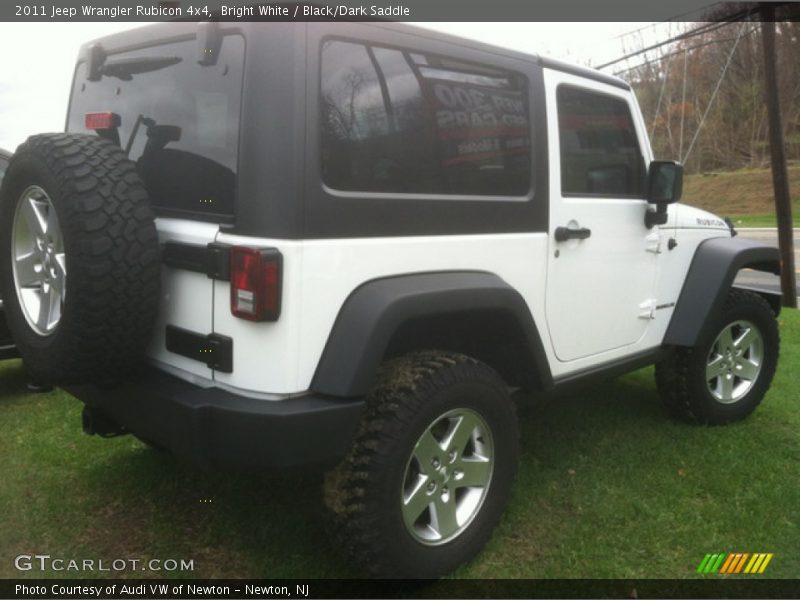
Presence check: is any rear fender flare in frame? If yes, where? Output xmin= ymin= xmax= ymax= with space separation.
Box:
xmin=310 ymin=272 xmax=552 ymax=397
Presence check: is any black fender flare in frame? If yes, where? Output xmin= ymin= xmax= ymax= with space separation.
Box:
xmin=310 ymin=271 xmax=552 ymax=397
xmin=663 ymin=236 xmax=780 ymax=347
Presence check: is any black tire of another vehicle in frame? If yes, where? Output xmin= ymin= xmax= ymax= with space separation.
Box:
xmin=324 ymin=350 xmax=519 ymax=578
xmin=656 ymin=289 xmax=779 ymax=425
xmin=0 ymin=133 xmax=160 ymax=384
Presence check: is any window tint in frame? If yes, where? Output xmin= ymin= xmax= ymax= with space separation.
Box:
xmin=67 ymin=36 xmax=244 ymax=220
xmin=320 ymin=40 xmax=531 ymax=196
xmin=557 ymin=86 xmax=644 ymax=196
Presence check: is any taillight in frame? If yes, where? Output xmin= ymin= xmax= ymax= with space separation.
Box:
xmin=84 ymin=112 xmax=121 ymax=130
xmin=230 ymin=247 xmax=282 ymax=321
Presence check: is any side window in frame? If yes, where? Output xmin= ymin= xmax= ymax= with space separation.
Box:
xmin=0 ymin=155 xmax=8 ymax=184
xmin=557 ymin=86 xmax=644 ymax=197
xmin=320 ymin=40 xmax=531 ymax=196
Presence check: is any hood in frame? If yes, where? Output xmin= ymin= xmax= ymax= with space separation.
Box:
xmin=674 ymin=203 xmax=731 ymax=232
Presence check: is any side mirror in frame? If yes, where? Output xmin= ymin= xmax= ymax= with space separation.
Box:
xmin=645 ymin=160 xmax=683 ymax=228
xmin=648 ymin=160 xmax=683 ymax=204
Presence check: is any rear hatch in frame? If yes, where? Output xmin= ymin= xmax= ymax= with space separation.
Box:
xmin=66 ymin=25 xmax=245 ymax=381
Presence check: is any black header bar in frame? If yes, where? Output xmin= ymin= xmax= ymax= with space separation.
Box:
xmin=2 ymin=1 xmax=798 ymax=22
xmin=3 ymin=578 xmax=800 ymax=599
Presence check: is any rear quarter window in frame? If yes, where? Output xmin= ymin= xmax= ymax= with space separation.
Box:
xmin=320 ymin=39 xmax=532 ymax=197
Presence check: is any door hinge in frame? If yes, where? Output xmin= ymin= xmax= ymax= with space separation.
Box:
xmin=162 ymin=241 xmax=231 ymax=280
xmin=645 ymin=231 xmax=662 ymax=254
xmin=165 ymin=326 xmax=233 ymax=373
xmin=638 ymin=298 xmax=657 ymax=320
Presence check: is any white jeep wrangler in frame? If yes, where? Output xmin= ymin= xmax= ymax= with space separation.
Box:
xmin=0 ymin=22 xmax=782 ymax=578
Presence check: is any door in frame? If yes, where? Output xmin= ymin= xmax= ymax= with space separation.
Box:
xmin=544 ymin=71 xmax=658 ymax=363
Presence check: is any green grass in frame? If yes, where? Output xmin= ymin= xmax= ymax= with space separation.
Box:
xmin=1 ymin=311 xmax=799 ymax=581
xmin=682 ymin=166 xmax=800 ymax=228
xmin=726 ymin=208 xmax=800 ymax=229
xmin=728 ymin=214 xmax=789 ymax=228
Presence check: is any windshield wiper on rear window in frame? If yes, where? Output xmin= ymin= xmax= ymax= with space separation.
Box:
xmin=95 ymin=55 xmax=182 ymax=81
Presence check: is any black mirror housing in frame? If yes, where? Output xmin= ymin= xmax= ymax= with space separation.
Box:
xmin=647 ymin=160 xmax=683 ymax=204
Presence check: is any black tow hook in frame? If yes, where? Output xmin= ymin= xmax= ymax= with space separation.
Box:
xmin=81 ymin=407 xmax=127 ymax=438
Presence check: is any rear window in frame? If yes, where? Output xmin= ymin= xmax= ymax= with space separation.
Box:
xmin=320 ymin=40 xmax=532 ymax=196
xmin=67 ymin=35 xmax=244 ymax=221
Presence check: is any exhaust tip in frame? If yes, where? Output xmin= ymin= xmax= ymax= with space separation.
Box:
xmin=26 ymin=380 xmax=54 ymax=394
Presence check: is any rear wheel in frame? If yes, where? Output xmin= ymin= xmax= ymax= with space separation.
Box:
xmin=656 ymin=289 xmax=779 ymax=425
xmin=324 ymin=350 xmax=519 ymax=578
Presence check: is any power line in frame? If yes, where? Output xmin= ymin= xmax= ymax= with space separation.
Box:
xmin=611 ymin=2 xmax=723 ymax=41
xmin=679 ymin=47 xmax=688 ymax=159
xmin=681 ymin=22 xmax=749 ymax=164
xmin=613 ymin=25 xmax=760 ymax=77
xmin=595 ymin=5 xmax=761 ymax=70
xmin=650 ymin=56 xmax=671 ymax=138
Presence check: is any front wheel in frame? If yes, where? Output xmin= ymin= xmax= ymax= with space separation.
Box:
xmin=656 ymin=289 xmax=779 ymax=425
xmin=324 ymin=351 xmax=519 ymax=578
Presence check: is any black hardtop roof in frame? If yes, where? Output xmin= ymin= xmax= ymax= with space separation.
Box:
xmin=76 ymin=21 xmax=630 ymax=90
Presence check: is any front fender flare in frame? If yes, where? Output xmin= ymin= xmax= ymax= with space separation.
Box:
xmin=663 ymin=236 xmax=780 ymax=347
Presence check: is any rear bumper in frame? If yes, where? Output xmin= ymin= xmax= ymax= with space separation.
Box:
xmin=63 ymin=367 xmax=365 ymax=470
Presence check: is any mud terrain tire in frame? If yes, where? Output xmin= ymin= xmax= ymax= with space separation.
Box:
xmin=0 ymin=134 xmax=160 ymax=384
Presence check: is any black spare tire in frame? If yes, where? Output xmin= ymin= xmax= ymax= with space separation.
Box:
xmin=0 ymin=133 xmax=160 ymax=384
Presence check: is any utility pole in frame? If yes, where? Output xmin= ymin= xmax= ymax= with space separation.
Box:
xmin=761 ymin=4 xmax=797 ymax=308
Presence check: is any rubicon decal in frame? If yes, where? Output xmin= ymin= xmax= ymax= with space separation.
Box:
xmin=696 ymin=552 xmax=774 ymax=574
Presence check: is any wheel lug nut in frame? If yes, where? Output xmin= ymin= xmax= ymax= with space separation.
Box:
xmin=448 ymin=450 xmax=457 ymax=463
xmin=431 ymin=458 xmax=440 ymax=469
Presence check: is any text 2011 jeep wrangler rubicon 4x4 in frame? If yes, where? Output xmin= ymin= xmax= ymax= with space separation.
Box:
xmin=0 ymin=22 xmax=783 ymax=578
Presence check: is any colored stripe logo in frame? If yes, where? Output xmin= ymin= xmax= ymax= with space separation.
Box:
xmin=696 ymin=553 xmax=774 ymax=574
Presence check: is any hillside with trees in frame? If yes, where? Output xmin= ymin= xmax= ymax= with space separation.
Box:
xmin=616 ymin=18 xmax=800 ymax=175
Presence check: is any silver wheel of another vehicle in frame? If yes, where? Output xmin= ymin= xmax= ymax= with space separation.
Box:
xmin=12 ymin=185 xmax=66 ymax=336
xmin=401 ymin=408 xmax=494 ymax=545
xmin=705 ymin=319 xmax=764 ymax=404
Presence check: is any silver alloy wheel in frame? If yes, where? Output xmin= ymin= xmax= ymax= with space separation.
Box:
xmin=706 ymin=319 xmax=764 ymax=404
xmin=401 ymin=408 xmax=494 ymax=545
xmin=11 ymin=185 xmax=66 ymax=336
